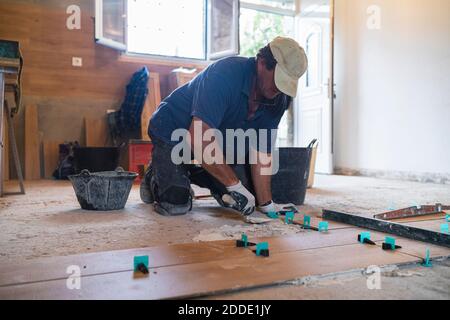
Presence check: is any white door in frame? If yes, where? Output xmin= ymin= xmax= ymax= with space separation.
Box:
xmin=294 ymin=0 xmax=334 ymax=174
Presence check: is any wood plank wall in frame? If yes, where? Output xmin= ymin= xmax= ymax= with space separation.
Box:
xmin=0 ymin=0 xmax=205 ymax=178
xmin=0 ymin=0 xmax=204 ymax=100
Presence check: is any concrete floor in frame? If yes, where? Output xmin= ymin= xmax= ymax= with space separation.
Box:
xmin=1 ymin=174 xmax=449 ymax=299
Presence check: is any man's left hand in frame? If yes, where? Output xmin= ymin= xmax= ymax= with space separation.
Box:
xmin=258 ymin=201 xmax=298 ymax=214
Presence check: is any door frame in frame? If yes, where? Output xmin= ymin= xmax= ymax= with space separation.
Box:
xmin=293 ymin=0 xmax=335 ymax=174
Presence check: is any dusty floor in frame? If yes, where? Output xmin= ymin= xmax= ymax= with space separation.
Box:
xmin=1 ymin=174 xmax=449 ymax=299
xmin=208 ymin=259 xmax=450 ymax=300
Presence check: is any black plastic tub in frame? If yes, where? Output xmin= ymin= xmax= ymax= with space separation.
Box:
xmin=74 ymin=147 xmax=120 ymax=174
xmin=69 ymin=168 xmax=138 ymax=211
xmin=271 ymin=140 xmax=317 ymax=205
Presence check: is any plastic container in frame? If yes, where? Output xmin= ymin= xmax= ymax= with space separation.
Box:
xmin=128 ymin=140 xmax=153 ymax=182
xmin=307 ymin=140 xmax=319 ymax=188
xmin=69 ymin=167 xmax=138 ymax=211
xmin=271 ymin=139 xmax=316 ymax=205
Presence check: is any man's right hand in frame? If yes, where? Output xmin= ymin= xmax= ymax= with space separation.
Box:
xmin=223 ymin=181 xmax=255 ymax=216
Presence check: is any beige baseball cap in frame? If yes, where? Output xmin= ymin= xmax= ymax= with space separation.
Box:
xmin=269 ymin=37 xmax=308 ymax=98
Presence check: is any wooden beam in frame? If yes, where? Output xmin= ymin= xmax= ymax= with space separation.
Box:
xmin=24 ymin=104 xmax=40 ymax=180
xmin=322 ymin=209 xmax=450 ymax=248
xmin=2 ymin=109 xmax=9 ymax=181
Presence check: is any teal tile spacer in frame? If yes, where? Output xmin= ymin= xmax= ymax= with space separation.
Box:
xmin=440 ymin=223 xmax=449 ymax=234
xmin=256 ymin=242 xmax=269 ymax=256
xmin=268 ymin=211 xmax=279 ymax=219
xmin=446 ymin=214 xmax=450 ymax=222
xmin=388 ymin=204 xmax=396 ymax=211
xmin=285 ymin=211 xmax=295 ymax=224
xmin=422 ymin=248 xmax=432 ymax=267
xmin=242 ymin=233 xmax=248 ymax=247
xmin=303 ymin=215 xmax=311 ymax=229
xmin=318 ymin=221 xmax=329 ymax=232
xmin=385 ymin=237 xmax=396 ymax=250
xmin=359 ymin=232 xmax=371 ymax=244
xmin=133 ymin=255 xmax=149 ymax=272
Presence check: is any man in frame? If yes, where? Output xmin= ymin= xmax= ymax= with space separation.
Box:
xmin=140 ymin=37 xmax=308 ymax=216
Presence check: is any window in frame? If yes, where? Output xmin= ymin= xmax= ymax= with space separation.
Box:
xmin=95 ymin=0 xmax=127 ymax=50
xmin=239 ymin=8 xmax=295 ymax=57
xmin=239 ymin=1 xmax=296 ymax=147
xmin=208 ymin=0 xmax=240 ymax=59
xmin=302 ymin=24 xmax=322 ymax=92
xmin=95 ymin=0 xmax=239 ymax=60
xmin=242 ymin=0 xmax=295 ymax=11
xmin=127 ymin=0 xmax=206 ymax=59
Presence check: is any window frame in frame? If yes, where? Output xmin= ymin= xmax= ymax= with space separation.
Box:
xmin=95 ymin=0 xmax=297 ymax=62
xmin=95 ymin=0 xmax=127 ymax=51
xmin=239 ymin=1 xmax=297 ymax=17
xmin=302 ymin=23 xmax=323 ymax=97
xmin=126 ymin=0 xmax=208 ymax=61
xmin=207 ymin=0 xmax=240 ymax=60
xmin=238 ymin=1 xmax=297 ymax=147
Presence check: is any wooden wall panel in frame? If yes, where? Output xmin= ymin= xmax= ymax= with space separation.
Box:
xmin=24 ymin=104 xmax=40 ymax=180
xmin=141 ymin=74 xmax=162 ymax=141
xmin=43 ymin=141 xmax=60 ymax=178
xmin=0 ymin=0 xmax=206 ymax=102
xmin=0 ymin=0 xmax=206 ymax=162
xmin=84 ymin=118 xmax=109 ymax=147
xmin=2 ymin=113 xmax=9 ymax=180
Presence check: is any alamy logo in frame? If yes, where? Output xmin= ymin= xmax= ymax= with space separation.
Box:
xmin=170 ymin=120 xmax=279 ymax=175
xmin=66 ymin=5 xmax=81 ymax=30
xmin=366 ymin=265 xmax=381 ymax=290
xmin=66 ymin=265 xmax=81 ymax=290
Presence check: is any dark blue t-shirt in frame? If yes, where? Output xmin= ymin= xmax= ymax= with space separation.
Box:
xmin=148 ymin=57 xmax=291 ymax=154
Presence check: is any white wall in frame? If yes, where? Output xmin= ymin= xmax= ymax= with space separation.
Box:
xmin=334 ymin=0 xmax=450 ymax=179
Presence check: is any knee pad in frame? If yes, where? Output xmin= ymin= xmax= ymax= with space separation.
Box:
xmin=155 ymin=186 xmax=192 ymax=216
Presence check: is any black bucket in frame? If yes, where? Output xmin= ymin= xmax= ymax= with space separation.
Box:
xmin=69 ymin=167 xmax=138 ymax=210
xmin=271 ymin=139 xmax=317 ymax=205
xmin=74 ymin=147 xmax=120 ymax=174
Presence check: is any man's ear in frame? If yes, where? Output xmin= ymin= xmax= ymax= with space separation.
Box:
xmin=258 ymin=57 xmax=267 ymax=69
xmin=257 ymin=58 xmax=269 ymax=73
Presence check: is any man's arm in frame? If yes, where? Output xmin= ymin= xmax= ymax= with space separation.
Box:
xmin=250 ymin=149 xmax=273 ymax=206
xmin=188 ymin=117 xmax=255 ymax=215
xmin=188 ymin=117 xmax=239 ymax=187
xmin=251 ymin=149 xmax=297 ymax=214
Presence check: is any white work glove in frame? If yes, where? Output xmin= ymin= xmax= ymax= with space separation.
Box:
xmin=223 ymin=181 xmax=256 ymax=216
xmin=259 ymin=201 xmax=298 ymax=214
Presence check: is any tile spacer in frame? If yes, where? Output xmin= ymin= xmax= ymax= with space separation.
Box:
xmin=236 ymin=233 xmax=256 ymax=247
xmin=358 ymin=231 xmax=373 ymax=244
xmin=318 ymin=221 xmax=329 ymax=232
xmin=446 ymin=214 xmax=450 ymax=222
xmin=254 ymin=242 xmax=269 ymax=257
xmin=285 ymin=211 xmax=295 ymax=224
xmin=440 ymin=223 xmax=449 ymax=234
xmin=422 ymin=248 xmax=432 ymax=267
xmin=267 ymin=211 xmax=279 ymax=219
xmin=303 ymin=215 xmax=311 ymax=229
xmin=382 ymin=236 xmax=402 ymax=250
xmin=133 ymin=255 xmax=149 ymax=275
